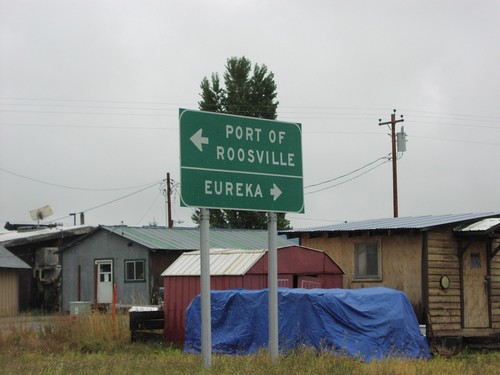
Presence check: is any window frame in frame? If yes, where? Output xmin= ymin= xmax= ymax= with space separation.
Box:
xmin=124 ymin=259 xmax=146 ymax=283
xmin=353 ymin=240 xmax=382 ymax=281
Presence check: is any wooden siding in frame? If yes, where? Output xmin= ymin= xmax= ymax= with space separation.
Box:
xmin=0 ymin=269 xmax=19 ymax=316
xmin=426 ymin=230 xmax=462 ymax=334
xmin=301 ymin=232 xmax=423 ymax=318
xmin=492 ymin=239 xmax=500 ymax=329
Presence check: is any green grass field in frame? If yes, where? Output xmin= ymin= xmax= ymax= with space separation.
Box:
xmin=0 ymin=312 xmax=499 ymax=375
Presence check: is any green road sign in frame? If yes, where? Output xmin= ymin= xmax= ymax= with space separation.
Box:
xmin=179 ymin=109 xmax=304 ymax=213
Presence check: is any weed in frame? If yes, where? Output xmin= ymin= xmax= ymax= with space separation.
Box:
xmin=1 ymin=313 xmax=500 ymax=374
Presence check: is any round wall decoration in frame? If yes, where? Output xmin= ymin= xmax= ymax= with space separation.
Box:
xmin=440 ymin=275 xmax=450 ymax=289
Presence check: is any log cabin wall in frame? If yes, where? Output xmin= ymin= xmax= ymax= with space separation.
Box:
xmin=492 ymin=239 xmax=500 ymax=330
xmin=425 ymin=229 xmax=462 ymax=336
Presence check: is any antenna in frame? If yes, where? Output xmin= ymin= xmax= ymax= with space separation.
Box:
xmin=30 ymin=205 xmax=53 ymax=226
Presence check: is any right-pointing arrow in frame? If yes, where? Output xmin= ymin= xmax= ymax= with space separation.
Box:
xmin=270 ymin=183 xmax=282 ymax=201
xmin=190 ymin=128 xmax=209 ymax=152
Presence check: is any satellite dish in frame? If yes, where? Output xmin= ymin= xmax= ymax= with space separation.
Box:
xmin=30 ymin=205 xmax=53 ymax=222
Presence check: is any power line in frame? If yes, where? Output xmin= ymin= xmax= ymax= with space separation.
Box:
xmin=0 ymin=166 xmax=162 ymax=191
xmin=304 ymin=155 xmax=390 ymax=189
xmin=0 ymin=101 xmax=179 ymax=112
xmin=82 ymin=182 xmax=160 ymax=214
xmin=410 ymin=120 xmax=500 ymax=130
xmin=3 ymin=97 xmax=500 ymax=123
xmin=411 ymin=134 xmax=500 ymax=147
xmin=0 ymin=122 xmax=174 ymax=131
xmin=401 ymin=108 xmax=500 ymax=122
xmin=0 ymin=109 xmax=175 ymax=117
xmin=136 ymin=190 xmax=163 ymax=226
xmin=0 ymin=96 xmax=193 ymax=107
xmin=45 ymin=181 xmax=163 ymax=224
xmin=305 ymin=159 xmax=391 ymax=195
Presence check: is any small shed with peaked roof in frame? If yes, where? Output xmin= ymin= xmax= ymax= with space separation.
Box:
xmin=161 ymin=245 xmax=344 ymax=343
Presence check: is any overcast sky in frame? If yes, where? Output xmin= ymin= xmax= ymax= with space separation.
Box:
xmin=1 ymin=0 xmax=499 ymax=230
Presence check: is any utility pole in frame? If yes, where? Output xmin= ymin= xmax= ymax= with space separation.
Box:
xmin=165 ymin=173 xmax=174 ymax=228
xmin=379 ymin=109 xmax=404 ymax=218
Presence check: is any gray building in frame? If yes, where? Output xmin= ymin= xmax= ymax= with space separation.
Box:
xmin=60 ymin=225 xmax=296 ymax=312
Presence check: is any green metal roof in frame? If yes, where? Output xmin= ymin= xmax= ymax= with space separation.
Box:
xmin=101 ymin=226 xmax=296 ymax=250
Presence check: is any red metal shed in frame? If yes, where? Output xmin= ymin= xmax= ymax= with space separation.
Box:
xmin=161 ymin=245 xmax=344 ymax=343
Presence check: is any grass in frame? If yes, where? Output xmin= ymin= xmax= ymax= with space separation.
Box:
xmin=1 ymin=312 xmax=500 ymax=375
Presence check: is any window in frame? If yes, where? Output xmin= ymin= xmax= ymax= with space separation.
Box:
xmin=470 ymin=252 xmax=481 ymax=269
xmin=125 ymin=260 xmax=145 ymax=282
xmin=354 ymin=242 xmax=381 ymax=280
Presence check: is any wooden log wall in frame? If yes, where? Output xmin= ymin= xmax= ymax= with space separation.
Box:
xmin=492 ymin=239 xmax=500 ymax=329
xmin=426 ymin=230 xmax=462 ymax=335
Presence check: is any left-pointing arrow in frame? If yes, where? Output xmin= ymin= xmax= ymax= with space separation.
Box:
xmin=190 ymin=129 xmax=209 ymax=152
xmin=270 ymin=183 xmax=282 ymax=201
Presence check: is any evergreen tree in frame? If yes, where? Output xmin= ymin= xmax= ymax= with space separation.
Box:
xmin=192 ymin=56 xmax=291 ymax=230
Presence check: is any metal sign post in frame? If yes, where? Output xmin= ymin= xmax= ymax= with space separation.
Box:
xmin=200 ymin=208 xmax=211 ymax=367
xmin=268 ymin=212 xmax=278 ymax=359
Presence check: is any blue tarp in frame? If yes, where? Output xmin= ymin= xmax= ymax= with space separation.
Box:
xmin=184 ymin=287 xmax=430 ymax=361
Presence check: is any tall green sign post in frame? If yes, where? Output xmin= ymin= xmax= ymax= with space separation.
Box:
xmin=179 ymin=109 xmax=304 ymax=367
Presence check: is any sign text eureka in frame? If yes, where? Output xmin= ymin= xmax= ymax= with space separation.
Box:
xmin=180 ymin=109 xmax=304 ymax=213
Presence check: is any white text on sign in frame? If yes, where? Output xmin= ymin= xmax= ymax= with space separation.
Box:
xmin=217 ymin=125 xmax=295 ymax=167
xmin=205 ymin=181 xmax=263 ymax=198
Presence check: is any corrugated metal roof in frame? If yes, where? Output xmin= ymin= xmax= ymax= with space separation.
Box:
xmin=0 ymin=225 xmax=93 ymax=246
xmin=456 ymin=218 xmax=500 ymax=232
xmin=283 ymin=212 xmax=500 ymax=233
xmin=102 ymin=226 xmax=295 ymax=250
xmin=0 ymin=245 xmax=31 ymax=269
xmin=161 ymin=249 xmax=266 ymax=276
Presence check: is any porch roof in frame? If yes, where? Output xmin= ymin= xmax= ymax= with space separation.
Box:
xmin=455 ymin=218 xmax=500 ymax=233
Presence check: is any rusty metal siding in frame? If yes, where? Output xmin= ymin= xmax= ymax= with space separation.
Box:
xmin=164 ymin=274 xmax=268 ymax=343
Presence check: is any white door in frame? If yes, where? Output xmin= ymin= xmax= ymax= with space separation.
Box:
xmin=96 ymin=260 xmax=113 ymax=304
